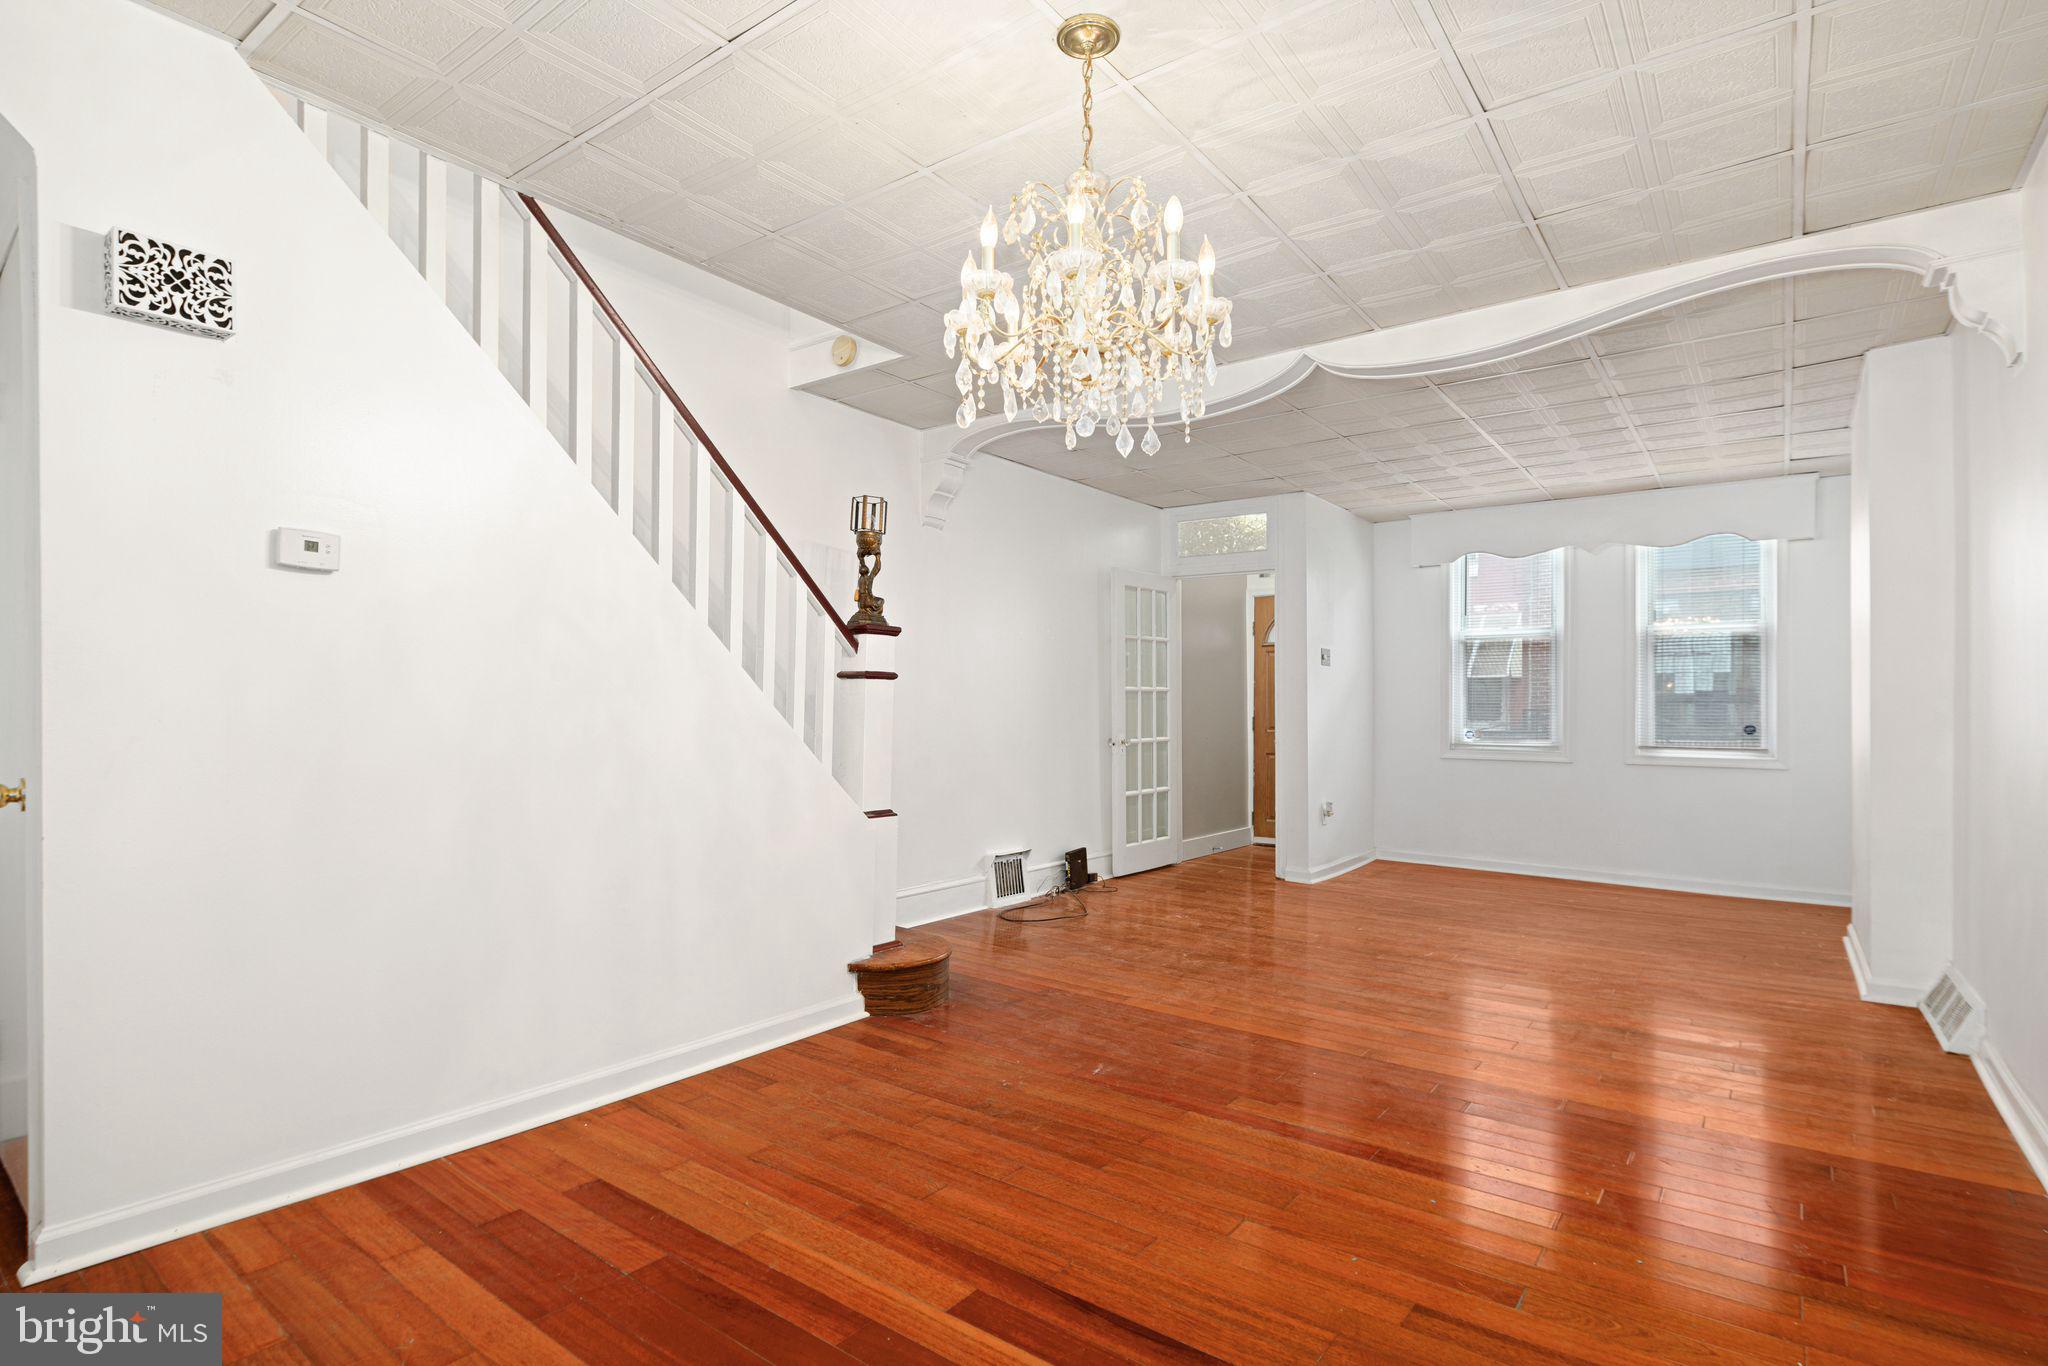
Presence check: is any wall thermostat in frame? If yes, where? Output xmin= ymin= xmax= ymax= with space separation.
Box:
xmin=274 ymin=527 xmax=339 ymax=572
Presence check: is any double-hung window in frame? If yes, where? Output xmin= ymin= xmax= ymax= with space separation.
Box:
xmin=1634 ymin=535 xmax=1776 ymax=757
xmin=1448 ymin=549 xmax=1564 ymax=752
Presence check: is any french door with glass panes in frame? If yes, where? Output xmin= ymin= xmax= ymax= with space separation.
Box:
xmin=1109 ymin=571 xmax=1181 ymax=876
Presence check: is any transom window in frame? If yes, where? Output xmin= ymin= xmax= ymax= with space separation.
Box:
xmin=1175 ymin=513 xmax=1267 ymax=557
xmin=1448 ymin=549 xmax=1564 ymax=751
xmin=1634 ymin=536 xmax=1777 ymax=755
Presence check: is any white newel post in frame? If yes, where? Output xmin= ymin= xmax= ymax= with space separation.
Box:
xmin=843 ymin=624 xmax=900 ymax=949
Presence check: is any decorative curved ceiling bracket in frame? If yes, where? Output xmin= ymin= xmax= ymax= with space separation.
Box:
xmin=922 ymin=204 xmax=2027 ymax=531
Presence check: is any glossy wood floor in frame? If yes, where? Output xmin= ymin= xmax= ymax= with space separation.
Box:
xmin=7 ymin=848 xmax=2046 ymax=1362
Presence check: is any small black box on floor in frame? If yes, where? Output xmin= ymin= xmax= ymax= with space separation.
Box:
xmin=1064 ymin=847 xmax=1094 ymax=890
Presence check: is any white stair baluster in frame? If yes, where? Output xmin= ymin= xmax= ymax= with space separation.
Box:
xmin=760 ymin=551 xmax=780 ymax=707
xmin=689 ymin=440 xmax=713 ymax=611
xmin=654 ymin=399 xmax=677 ymax=578
xmin=612 ymin=352 xmax=635 ymax=518
xmin=416 ymin=155 xmax=447 ymax=300
xmin=725 ymin=485 xmax=746 ymax=660
xmin=787 ymin=576 xmax=808 ymax=740
xmin=356 ymin=126 xmax=390 ymax=235
xmin=814 ymin=630 xmax=838 ymax=765
xmin=569 ymin=281 xmax=594 ymax=477
xmin=471 ymin=175 xmax=499 ymax=364
xmin=520 ymin=212 xmax=549 ymax=420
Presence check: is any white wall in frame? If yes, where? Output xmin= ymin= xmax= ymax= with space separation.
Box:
xmin=2 ymin=0 xmax=876 ymax=1279
xmin=1372 ymin=477 xmax=1852 ymax=902
xmin=893 ymin=455 xmax=1161 ymax=922
xmin=1299 ymin=496 xmax=1375 ymax=881
xmin=1947 ymin=146 xmax=2048 ymax=1176
xmin=1849 ymin=338 xmax=1959 ymax=996
xmin=1180 ymin=572 xmax=1249 ymax=851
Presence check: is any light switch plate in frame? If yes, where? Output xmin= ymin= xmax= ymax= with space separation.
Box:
xmin=275 ymin=527 xmax=339 ymax=572
xmin=1319 ymin=647 xmax=1332 ymax=666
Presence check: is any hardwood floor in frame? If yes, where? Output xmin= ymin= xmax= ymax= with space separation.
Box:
xmin=7 ymin=848 xmax=2046 ymax=1362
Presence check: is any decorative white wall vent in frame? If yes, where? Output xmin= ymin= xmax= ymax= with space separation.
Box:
xmin=1920 ymin=966 xmax=1986 ymax=1055
xmin=103 ymin=228 xmax=235 ymax=339
xmin=987 ymin=849 xmax=1030 ymax=908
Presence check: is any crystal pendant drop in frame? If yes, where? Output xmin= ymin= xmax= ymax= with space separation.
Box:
xmin=1063 ymin=425 xmax=1078 ymax=451
xmin=1075 ymin=413 xmax=1096 ymax=439
xmin=955 ymin=356 xmax=971 ymax=394
xmin=1204 ymin=349 xmax=1217 ymax=383
xmin=1003 ymin=386 xmax=1018 ymax=422
xmin=955 ymin=395 xmax=974 ymax=429
xmin=1219 ymin=318 xmax=1232 ymax=348
xmin=1116 ymin=425 xmax=1134 ymax=458
xmin=1142 ymin=423 xmax=1161 ymax=457
xmin=943 ymin=329 xmax=957 ymax=359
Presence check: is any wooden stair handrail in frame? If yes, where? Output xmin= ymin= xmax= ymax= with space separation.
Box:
xmin=519 ymin=194 xmax=859 ymax=654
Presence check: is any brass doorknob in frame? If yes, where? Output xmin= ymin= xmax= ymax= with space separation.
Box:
xmin=0 ymin=781 xmax=23 ymax=812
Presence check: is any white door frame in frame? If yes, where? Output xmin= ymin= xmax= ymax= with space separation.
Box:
xmin=1161 ymin=499 xmax=1286 ymax=874
xmin=1108 ymin=569 xmax=1182 ymax=877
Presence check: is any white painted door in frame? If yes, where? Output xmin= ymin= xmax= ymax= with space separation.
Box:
xmin=0 ymin=200 xmax=38 ymax=1187
xmin=1110 ymin=571 xmax=1181 ymax=876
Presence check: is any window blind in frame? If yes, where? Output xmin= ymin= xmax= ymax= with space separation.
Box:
xmin=1635 ymin=535 xmax=1775 ymax=752
xmin=1449 ymin=549 xmax=1563 ymax=749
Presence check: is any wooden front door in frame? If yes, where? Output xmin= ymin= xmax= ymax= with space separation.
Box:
xmin=1252 ymin=594 xmax=1275 ymax=840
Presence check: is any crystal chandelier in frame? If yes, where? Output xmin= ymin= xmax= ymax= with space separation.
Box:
xmin=943 ymin=12 xmax=1231 ymax=457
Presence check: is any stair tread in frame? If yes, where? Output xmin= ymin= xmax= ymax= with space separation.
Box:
xmin=848 ymin=933 xmax=951 ymax=973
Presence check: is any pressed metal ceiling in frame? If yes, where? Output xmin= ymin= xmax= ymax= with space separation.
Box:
xmin=983 ymin=269 xmax=1950 ymax=518
xmin=146 ymin=0 xmax=2037 ymax=509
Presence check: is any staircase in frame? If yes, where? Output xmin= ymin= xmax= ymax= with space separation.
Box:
xmin=272 ymin=90 xmax=907 ymax=953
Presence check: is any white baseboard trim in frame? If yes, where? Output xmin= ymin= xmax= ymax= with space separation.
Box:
xmin=17 ymin=994 xmax=863 ymax=1285
xmin=1179 ymin=826 xmax=1252 ymax=863
xmin=897 ymin=851 xmax=1103 ymax=928
xmin=1280 ymin=850 xmax=1376 ymax=885
xmin=1974 ymin=1038 xmax=2048 ymax=1196
xmin=1841 ymin=930 xmax=1926 ymax=1006
xmin=1375 ymin=848 xmax=1850 ymax=907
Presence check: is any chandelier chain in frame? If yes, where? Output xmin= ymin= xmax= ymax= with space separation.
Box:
xmin=1081 ymin=56 xmax=1094 ymax=171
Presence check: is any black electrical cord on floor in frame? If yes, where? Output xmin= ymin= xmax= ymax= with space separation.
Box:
xmin=996 ymin=874 xmax=1114 ymax=923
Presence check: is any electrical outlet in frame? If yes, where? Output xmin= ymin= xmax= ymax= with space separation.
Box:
xmin=1319 ymin=647 xmax=1332 ymax=666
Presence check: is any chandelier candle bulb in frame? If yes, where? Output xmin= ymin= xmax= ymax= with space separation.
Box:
xmin=1164 ymin=195 xmax=1183 ymax=262
xmin=980 ymin=209 xmax=998 ymax=271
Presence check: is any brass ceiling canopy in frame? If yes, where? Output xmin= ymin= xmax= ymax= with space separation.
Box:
xmin=1055 ymin=13 xmax=1120 ymax=61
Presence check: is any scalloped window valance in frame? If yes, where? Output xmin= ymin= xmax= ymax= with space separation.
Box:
xmin=1406 ymin=474 xmax=1820 ymax=567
